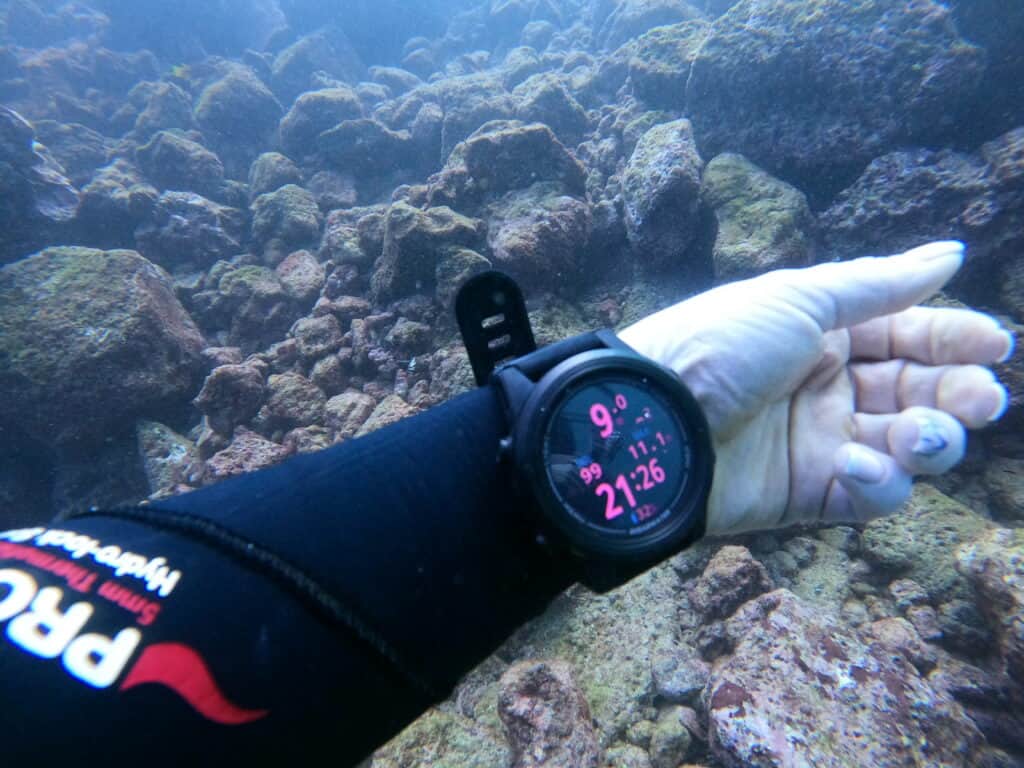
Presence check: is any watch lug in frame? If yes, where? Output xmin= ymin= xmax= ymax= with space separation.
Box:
xmin=493 ymin=366 xmax=533 ymax=425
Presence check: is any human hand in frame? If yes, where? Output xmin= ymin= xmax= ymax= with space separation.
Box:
xmin=619 ymin=242 xmax=1015 ymax=534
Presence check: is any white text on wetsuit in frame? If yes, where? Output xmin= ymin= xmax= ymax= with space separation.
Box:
xmin=0 ymin=527 xmax=182 ymax=597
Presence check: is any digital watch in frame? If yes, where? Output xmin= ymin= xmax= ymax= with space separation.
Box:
xmin=456 ymin=272 xmax=714 ymax=592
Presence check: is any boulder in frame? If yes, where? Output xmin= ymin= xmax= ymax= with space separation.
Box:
xmin=289 ymin=314 xmax=343 ymax=361
xmin=621 ymin=118 xmax=709 ymax=277
xmin=956 ymin=528 xmax=1024 ymax=685
xmin=195 ymin=66 xmax=283 ymax=143
xmin=306 ymin=170 xmax=357 ymax=211
xmin=628 ymin=21 xmax=709 ymax=111
xmin=214 ymin=264 xmax=299 ymax=351
xmin=512 ymin=72 xmax=589 ymax=146
xmin=275 ymin=248 xmax=324 ymax=304
xmin=0 ymin=247 xmax=204 ymax=449
xmin=427 ymin=120 xmax=586 ymax=214
xmin=368 ymin=66 xmax=422 ymax=96
xmin=125 ymin=81 xmax=194 ymax=140
xmin=135 ymin=191 xmax=243 ymax=271
xmin=206 ymin=427 xmax=291 ymax=481
xmin=700 ymin=152 xmax=815 ymax=281
xmin=76 ymin=159 xmax=158 ymax=248
xmin=261 ymin=371 xmax=327 ymax=430
xmin=355 ymin=394 xmax=417 ymax=437
xmin=685 ymin=0 xmax=986 ymax=197
xmin=325 ymin=390 xmax=377 ymax=441
xmin=497 ymin=660 xmax=601 ymax=768
xmin=248 ymin=152 xmax=303 ymax=198
xmin=136 ymin=420 xmax=204 ymax=498
xmin=598 ymin=0 xmax=704 ymax=50
xmin=33 ymin=119 xmax=112 ymax=188
xmin=371 ymin=202 xmax=485 ymax=302
xmin=271 ymin=27 xmax=365 ymax=105
xmin=278 ymin=87 xmax=363 ymax=159
xmin=707 ymin=589 xmax=983 ymax=765
xmin=688 ymin=545 xmax=773 ymax=622
xmin=135 ymin=130 xmax=225 ymax=199
xmin=485 ymin=181 xmax=591 ymax=291
xmin=317 ymin=118 xmax=412 ymax=176
xmin=193 ymin=362 xmax=267 ymax=435
xmin=251 ymin=184 xmax=323 ymax=249
xmin=435 ymin=247 xmax=491 ymax=309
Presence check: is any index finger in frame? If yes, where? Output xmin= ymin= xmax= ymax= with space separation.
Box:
xmin=769 ymin=241 xmax=966 ymax=332
xmin=849 ymin=306 xmax=1015 ymax=365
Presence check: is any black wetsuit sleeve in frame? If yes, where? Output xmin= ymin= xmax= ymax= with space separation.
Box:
xmin=0 ymin=386 xmax=574 ymax=765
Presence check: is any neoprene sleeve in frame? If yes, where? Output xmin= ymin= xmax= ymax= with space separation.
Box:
xmin=0 ymin=385 xmax=574 ymax=764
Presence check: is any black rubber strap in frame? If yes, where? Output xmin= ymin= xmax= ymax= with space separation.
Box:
xmin=502 ymin=329 xmax=633 ymax=381
xmin=456 ymin=271 xmax=536 ymax=386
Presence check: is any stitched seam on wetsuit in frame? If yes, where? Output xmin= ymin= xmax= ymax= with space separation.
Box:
xmin=67 ymin=505 xmax=440 ymax=702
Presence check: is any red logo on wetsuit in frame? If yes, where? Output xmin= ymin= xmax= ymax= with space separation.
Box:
xmin=0 ymin=565 xmax=268 ymax=725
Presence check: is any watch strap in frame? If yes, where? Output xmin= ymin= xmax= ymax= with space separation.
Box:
xmin=500 ymin=329 xmax=633 ymax=382
xmin=455 ymin=271 xmax=536 ymax=386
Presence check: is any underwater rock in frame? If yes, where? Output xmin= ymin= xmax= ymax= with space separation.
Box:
xmin=205 ymin=427 xmax=291 ymax=481
xmin=278 ymin=87 xmax=363 ymax=159
xmin=271 ymin=26 xmax=365 ymax=105
xmin=213 ymin=264 xmax=299 ymax=352
xmin=368 ymin=705 xmax=510 ymax=768
xmin=621 ymin=118 xmax=708 ymax=276
xmin=356 ymin=394 xmax=417 ymax=437
xmin=861 ymin=617 xmax=937 ymax=675
xmin=432 ymin=72 xmax=517 ymax=158
xmin=319 ymin=213 xmax=371 ymax=266
xmin=984 ymin=457 xmax=1024 ymax=522
xmin=251 ymin=183 xmax=322 ymax=250
xmin=627 ymin=20 xmax=707 ymax=111
xmin=686 ymin=0 xmax=987 ymax=198
xmin=122 ymin=81 xmax=194 ymax=141
xmin=317 ymin=118 xmax=412 ymax=176
xmin=651 ymin=643 xmax=708 ymax=705
xmin=193 ymin=362 xmax=267 ymax=436
xmin=435 ymin=246 xmax=491 ymax=309
xmin=497 ymin=660 xmax=600 ymax=768
xmin=485 ymin=181 xmax=591 ymax=291
xmin=0 ymin=106 xmax=78 ymax=263
xmin=324 ymin=390 xmax=377 ymax=442
xmin=597 ymin=0 xmax=703 ymax=51
xmin=384 ymin=319 xmax=432 ymax=357
xmin=701 ymin=152 xmax=815 ymax=282
xmin=195 ymin=66 xmax=282 ymax=142
xmin=260 ymin=371 xmax=326 ymax=431
xmin=500 ymin=46 xmax=545 ymax=90
xmin=649 ymin=706 xmax=693 ymax=768
xmin=33 ymin=119 xmax=111 ymax=188
xmin=956 ymin=528 xmax=1024 ymax=686
xmin=820 ymin=148 xmax=990 ymax=260
xmin=861 ymin=483 xmax=992 ymax=605
xmin=75 ymin=158 xmax=157 ymax=248
xmin=289 ymin=315 xmax=343 ymax=362
xmin=688 ymin=545 xmax=773 ymax=622
xmin=135 ymin=190 xmax=243 ymax=271
xmin=135 ymin=130 xmax=225 ymax=199
xmin=511 ymin=72 xmax=589 ymax=146
xmin=427 ymin=120 xmax=586 ymax=214
xmin=0 ymin=246 xmax=204 ymax=449
xmin=708 ymin=589 xmax=983 ymax=766
xmin=306 ymin=169 xmax=357 ymax=211
xmin=275 ymin=248 xmax=324 ymax=304
xmin=136 ymin=419 xmax=204 ymax=499
xmin=369 ymin=65 xmax=422 ymax=97
xmin=248 ymin=151 xmax=302 ymax=198
xmin=370 ymin=202 xmax=485 ymax=302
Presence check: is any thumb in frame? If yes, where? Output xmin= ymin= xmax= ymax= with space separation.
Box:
xmin=827 ymin=443 xmax=913 ymax=524
xmin=775 ymin=241 xmax=965 ymax=334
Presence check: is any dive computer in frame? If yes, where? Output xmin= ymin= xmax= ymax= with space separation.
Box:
xmin=456 ymin=272 xmax=714 ymax=592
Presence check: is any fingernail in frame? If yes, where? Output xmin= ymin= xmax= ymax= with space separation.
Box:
xmin=913 ymin=241 xmax=965 ymax=261
xmin=988 ymin=384 xmax=1010 ymax=422
xmin=912 ymin=416 xmax=948 ymax=456
xmin=997 ymin=330 xmax=1015 ymax=363
xmin=844 ymin=445 xmax=885 ymax=483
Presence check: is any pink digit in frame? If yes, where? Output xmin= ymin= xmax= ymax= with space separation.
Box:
xmin=596 ymin=483 xmax=623 ymax=520
xmin=615 ymin=394 xmax=628 ymax=410
xmin=580 ymin=467 xmax=592 ymax=485
xmin=590 ymin=462 xmax=603 ymax=480
xmin=590 ymin=403 xmax=613 ymax=437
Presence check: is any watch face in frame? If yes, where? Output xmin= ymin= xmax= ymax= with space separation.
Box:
xmin=542 ymin=376 xmax=693 ymax=538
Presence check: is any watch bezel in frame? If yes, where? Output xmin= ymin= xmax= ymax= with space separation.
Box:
xmin=512 ymin=349 xmax=713 ymax=564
